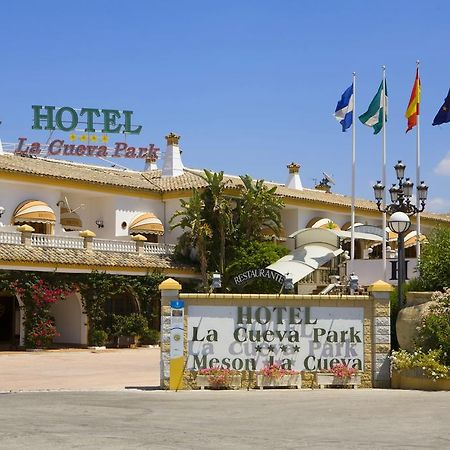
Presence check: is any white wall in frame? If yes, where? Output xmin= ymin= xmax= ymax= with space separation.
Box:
xmin=51 ymin=293 xmax=87 ymax=345
xmin=347 ymin=258 xmax=418 ymax=287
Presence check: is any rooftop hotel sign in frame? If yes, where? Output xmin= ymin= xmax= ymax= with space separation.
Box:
xmin=188 ymin=305 xmax=364 ymax=372
xmin=32 ymin=105 xmax=142 ymax=134
xmin=11 ymin=105 xmax=159 ymax=160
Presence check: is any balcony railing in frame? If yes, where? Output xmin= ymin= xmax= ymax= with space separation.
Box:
xmin=92 ymin=239 xmax=136 ymax=253
xmin=31 ymin=234 xmax=85 ymax=249
xmin=0 ymin=231 xmax=21 ymax=245
xmin=0 ymin=231 xmax=175 ymax=255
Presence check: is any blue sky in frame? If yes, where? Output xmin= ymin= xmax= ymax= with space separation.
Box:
xmin=1 ymin=1 xmax=450 ymax=212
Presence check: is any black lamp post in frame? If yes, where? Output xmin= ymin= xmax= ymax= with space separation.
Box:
xmin=373 ymin=160 xmax=428 ymax=308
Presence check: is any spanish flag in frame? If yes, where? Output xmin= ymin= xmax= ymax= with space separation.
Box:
xmin=405 ymin=68 xmax=421 ymax=133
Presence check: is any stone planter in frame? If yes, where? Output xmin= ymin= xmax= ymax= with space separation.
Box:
xmin=315 ymin=372 xmax=361 ymax=389
xmin=256 ymin=374 xmax=302 ymax=390
xmin=196 ymin=374 xmax=242 ymax=390
xmin=392 ymin=369 xmax=450 ymax=391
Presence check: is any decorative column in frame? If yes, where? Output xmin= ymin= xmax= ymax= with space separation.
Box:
xmin=368 ymin=280 xmax=394 ymax=388
xmin=17 ymin=224 xmax=35 ymax=247
xmin=79 ymin=230 xmax=96 ymax=250
xmin=131 ymin=234 xmax=147 ymax=254
xmin=159 ymin=278 xmax=182 ymax=389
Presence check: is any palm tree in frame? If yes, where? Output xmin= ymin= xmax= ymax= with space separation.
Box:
xmin=170 ymin=189 xmax=212 ymax=290
xmin=200 ymin=170 xmax=233 ymax=275
xmin=237 ymin=175 xmax=284 ymax=241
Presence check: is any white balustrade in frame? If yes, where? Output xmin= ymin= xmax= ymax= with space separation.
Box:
xmin=92 ymin=239 xmax=136 ymax=253
xmin=0 ymin=231 xmax=21 ymax=245
xmin=143 ymin=243 xmax=176 ymax=255
xmin=31 ymin=233 xmax=85 ymax=249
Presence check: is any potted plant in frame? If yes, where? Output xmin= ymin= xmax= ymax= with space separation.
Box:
xmin=315 ymin=363 xmax=361 ymax=389
xmin=256 ymin=363 xmax=302 ymax=389
xmin=196 ymin=368 xmax=242 ymax=390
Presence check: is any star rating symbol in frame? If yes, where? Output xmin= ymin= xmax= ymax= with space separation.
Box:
xmin=80 ymin=135 xmax=87 ymax=142
xmin=90 ymin=135 xmax=98 ymax=142
xmin=280 ymin=344 xmax=288 ymax=353
xmin=101 ymin=135 xmax=109 ymax=143
xmin=292 ymin=345 xmax=300 ymax=353
xmin=69 ymin=133 xmax=77 ymax=142
xmin=267 ymin=344 xmax=275 ymax=352
xmin=255 ymin=344 xmax=263 ymax=352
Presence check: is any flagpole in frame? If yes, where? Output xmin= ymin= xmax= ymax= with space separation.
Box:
xmin=416 ymin=60 xmax=421 ymax=259
xmin=382 ymin=65 xmax=387 ymax=280
xmin=351 ymin=72 xmax=356 ymax=261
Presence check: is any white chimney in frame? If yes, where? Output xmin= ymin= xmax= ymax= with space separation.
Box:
xmin=286 ymin=162 xmax=303 ymax=190
xmin=0 ymin=139 xmax=4 ymax=155
xmin=162 ymin=132 xmax=184 ymax=177
xmin=144 ymin=145 xmax=159 ymax=172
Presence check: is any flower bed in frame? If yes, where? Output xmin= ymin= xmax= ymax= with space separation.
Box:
xmin=315 ymin=363 xmax=361 ymax=389
xmin=256 ymin=363 xmax=302 ymax=389
xmin=196 ymin=368 xmax=242 ymax=390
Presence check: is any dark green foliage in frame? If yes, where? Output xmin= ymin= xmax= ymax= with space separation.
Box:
xmin=170 ymin=170 xmax=286 ymax=292
xmin=90 ymin=329 xmax=108 ymax=346
xmin=417 ymin=226 xmax=450 ymax=291
xmin=226 ymin=240 xmax=289 ymax=293
xmin=140 ymin=328 xmax=160 ymax=345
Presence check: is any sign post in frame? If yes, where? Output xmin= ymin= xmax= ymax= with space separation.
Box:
xmin=169 ymin=300 xmax=185 ymax=390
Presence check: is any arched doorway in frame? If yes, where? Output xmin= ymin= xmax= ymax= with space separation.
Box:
xmin=0 ymin=295 xmax=20 ymax=348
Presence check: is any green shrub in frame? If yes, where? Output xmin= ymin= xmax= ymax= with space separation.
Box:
xmin=111 ymin=313 xmax=149 ymax=337
xmin=417 ymin=226 xmax=450 ymax=291
xmin=415 ymin=289 xmax=450 ymax=366
xmin=391 ymin=349 xmax=449 ymax=381
xmin=140 ymin=328 xmax=160 ymax=345
xmin=90 ymin=329 xmax=108 ymax=346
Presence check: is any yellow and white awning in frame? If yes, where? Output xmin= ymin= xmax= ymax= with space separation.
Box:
xmin=129 ymin=213 xmax=164 ymax=235
xmin=60 ymin=206 xmax=82 ymax=230
xmin=13 ymin=200 xmax=56 ymax=224
xmin=404 ymin=231 xmax=427 ymax=249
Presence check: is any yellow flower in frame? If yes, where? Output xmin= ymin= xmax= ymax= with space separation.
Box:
xmin=69 ymin=133 xmax=77 ymax=142
xmin=101 ymin=135 xmax=109 ymax=143
xmin=80 ymin=135 xmax=87 ymax=142
xmin=90 ymin=135 xmax=98 ymax=142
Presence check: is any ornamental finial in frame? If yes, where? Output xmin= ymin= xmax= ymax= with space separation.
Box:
xmin=165 ymin=132 xmax=180 ymax=146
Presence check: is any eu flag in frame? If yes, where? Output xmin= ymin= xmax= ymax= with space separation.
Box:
xmin=432 ymin=89 xmax=450 ymax=126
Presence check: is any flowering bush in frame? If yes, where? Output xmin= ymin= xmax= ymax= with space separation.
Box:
xmin=10 ymin=277 xmax=74 ymax=348
xmin=415 ymin=288 xmax=450 ymax=366
xmin=328 ymin=363 xmax=357 ymax=379
xmin=198 ymin=367 xmax=239 ymax=388
xmin=258 ymin=363 xmax=300 ymax=379
xmin=391 ymin=349 xmax=449 ymax=381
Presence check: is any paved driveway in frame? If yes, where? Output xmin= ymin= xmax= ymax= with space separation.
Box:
xmin=0 ymin=348 xmax=160 ymax=392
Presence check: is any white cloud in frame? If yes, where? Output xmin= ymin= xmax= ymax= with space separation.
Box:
xmin=426 ymin=197 xmax=450 ymax=214
xmin=435 ymin=152 xmax=450 ymax=176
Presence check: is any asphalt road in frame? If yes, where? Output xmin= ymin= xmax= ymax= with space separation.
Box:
xmin=1 ymin=389 xmax=450 ymax=449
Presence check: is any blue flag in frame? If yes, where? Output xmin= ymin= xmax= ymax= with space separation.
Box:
xmin=432 ymin=89 xmax=450 ymax=126
xmin=334 ymin=85 xmax=354 ymax=132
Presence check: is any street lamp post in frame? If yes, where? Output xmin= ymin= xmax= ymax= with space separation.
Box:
xmin=373 ymin=161 xmax=428 ymax=308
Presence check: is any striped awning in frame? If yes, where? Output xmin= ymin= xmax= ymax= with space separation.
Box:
xmin=129 ymin=213 xmax=164 ymax=235
xmin=404 ymin=232 xmax=427 ymax=249
xmin=60 ymin=206 xmax=82 ymax=230
xmin=13 ymin=200 xmax=56 ymax=224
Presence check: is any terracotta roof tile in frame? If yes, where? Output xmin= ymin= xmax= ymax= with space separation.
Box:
xmin=0 ymin=153 xmax=448 ymax=223
xmin=0 ymin=243 xmax=191 ymax=272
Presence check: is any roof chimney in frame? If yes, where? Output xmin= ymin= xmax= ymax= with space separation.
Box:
xmin=0 ymin=139 xmax=4 ymax=155
xmin=162 ymin=132 xmax=184 ymax=177
xmin=144 ymin=145 xmax=160 ymax=172
xmin=286 ymin=162 xmax=303 ymax=190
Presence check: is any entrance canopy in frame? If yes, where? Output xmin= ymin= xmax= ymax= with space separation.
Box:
xmin=129 ymin=213 xmax=164 ymax=235
xmin=267 ymin=228 xmax=343 ymax=283
xmin=13 ymin=200 xmax=56 ymax=224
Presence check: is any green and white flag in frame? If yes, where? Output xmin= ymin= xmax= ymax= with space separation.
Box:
xmin=359 ymin=81 xmax=388 ymax=134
